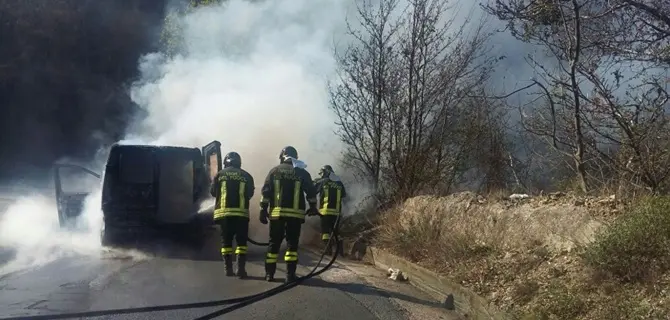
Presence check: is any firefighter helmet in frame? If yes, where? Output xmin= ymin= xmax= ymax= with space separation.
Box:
xmin=279 ymin=146 xmax=298 ymax=162
xmin=319 ymin=165 xmax=334 ymax=178
xmin=223 ymin=151 xmax=242 ymax=168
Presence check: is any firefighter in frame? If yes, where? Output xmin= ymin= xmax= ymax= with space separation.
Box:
xmin=259 ymin=146 xmax=319 ymax=283
xmin=210 ymin=151 xmax=255 ymax=279
xmin=313 ymin=165 xmax=347 ymax=255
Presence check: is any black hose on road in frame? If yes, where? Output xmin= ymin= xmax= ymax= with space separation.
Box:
xmin=0 ymin=215 xmax=340 ymax=320
xmin=192 ymin=220 xmax=341 ymax=319
xmin=247 ymin=238 xmax=268 ymax=246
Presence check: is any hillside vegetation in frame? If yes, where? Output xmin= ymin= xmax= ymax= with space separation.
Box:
xmin=345 ymin=192 xmax=669 ymax=319
xmin=331 ymin=1 xmax=670 ymax=317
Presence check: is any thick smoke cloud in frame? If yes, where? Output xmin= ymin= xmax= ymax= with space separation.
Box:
xmin=129 ymin=0 xmax=345 ymax=161
xmin=0 ymin=0 xmax=166 ymax=183
xmin=0 ymin=0 xmax=361 ymax=273
xmin=125 ymin=0 xmax=353 ymax=241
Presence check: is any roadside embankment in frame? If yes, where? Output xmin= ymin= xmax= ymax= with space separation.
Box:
xmin=341 ymin=192 xmax=670 ymax=319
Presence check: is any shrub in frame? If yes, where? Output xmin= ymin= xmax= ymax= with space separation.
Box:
xmin=582 ymin=196 xmax=670 ymax=283
xmin=375 ymin=205 xmax=491 ymax=265
xmin=529 ymin=281 xmax=587 ymax=320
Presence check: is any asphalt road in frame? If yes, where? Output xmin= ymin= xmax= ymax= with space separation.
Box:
xmin=0 ymin=245 xmax=431 ymax=320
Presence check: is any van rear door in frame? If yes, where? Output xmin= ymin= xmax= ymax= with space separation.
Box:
xmin=101 ymin=146 xmax=159 ymax=228
xmin=201 ymin=141 xmax=222 ymax=184
xmin=53 ymin=163 xmax=100 ymax=228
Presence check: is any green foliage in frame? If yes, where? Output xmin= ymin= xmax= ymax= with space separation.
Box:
xmin=190 ymin=0 xmax=223 ymax=7
xmin=160 ymin=10 xmax=183 ymax=56
xmin=159 ymin=0 xmax=224 ymax=55
xmin=582 ymin=196 xmax=670 ymax=283
xmin=526 ymin=0 xmax=562 ymax=26
xmin=530 ymin=281 xmax=587 ymax=320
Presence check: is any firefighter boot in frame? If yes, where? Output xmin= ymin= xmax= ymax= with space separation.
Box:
xmin=236 ymin=254 xmax=248 ymax=279
xmin=265 ymin=263 xmax=276 ymax=282
xmin=223 ymin=254 xmax=235 ymax=277
xmin=285 ymin=261 xmax=298 ymax=283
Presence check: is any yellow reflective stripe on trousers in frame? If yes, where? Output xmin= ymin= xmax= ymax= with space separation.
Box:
xmin=221 ymin=247 xmax=234 ymax=254
xmin=266 ymin=252 xmax=278 ymax=264
xmin=235 ymin=246 xmax=247 ymax=255
xmin=284 ymin=251 xmax=298 ymax=262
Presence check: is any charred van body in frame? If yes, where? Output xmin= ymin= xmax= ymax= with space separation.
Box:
xmin=54 ymin=141 xmax=223 ymax=258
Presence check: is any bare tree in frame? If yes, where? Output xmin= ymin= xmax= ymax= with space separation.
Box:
xmin=388 ymin=0 xmax=496 ymax=197
xmin=331 ymin=0 xmax=497 ymax=201
xmin=597 ymin=0 xmax=670 ymax=65
xmin=577 ymin=59 xmax=670 ymax=194
xmin=486 ymin=0 xmax=670 ymax=194
xmin=466 ymin=93 xmax=514 ymax=193
xmin=588 ymin=0 xmax=670 ymax=194
xmin=329 ymin=0 xmax=403 ymax=196
xmin=485 ymin=0 xmax=599 ymax=193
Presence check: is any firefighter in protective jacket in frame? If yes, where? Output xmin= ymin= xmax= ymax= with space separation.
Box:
xmin=313 ymin=165 xmax=347 ymax=255
xmin=210 ymin=151 xmax=255 ymax=279
xmin=259 ymin=146 xmax=319 ymax=283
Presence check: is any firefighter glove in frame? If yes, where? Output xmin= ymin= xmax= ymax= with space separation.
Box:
xmin=259 ymin=207 xmax=269 ymax=224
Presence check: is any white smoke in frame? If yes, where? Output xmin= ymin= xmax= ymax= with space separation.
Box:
xmin=128 ymin=0 xmax=346 ymax=163
xmin=126 ymin=0 xmax=359 ymax=242
xmin=0 ymin=189 xmax=103 ymax=275
xmin=0 ymin=0 xmax=374 ymax=273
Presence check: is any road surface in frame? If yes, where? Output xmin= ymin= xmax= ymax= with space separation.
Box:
xmin=0 ymin=245 xmax=459 ymax=320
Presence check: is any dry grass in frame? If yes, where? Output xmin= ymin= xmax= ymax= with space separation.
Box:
xmin=376 ymin=192 xmax=605 ymax=260
xmin=371 ymin=192 xmax=670 ymax=320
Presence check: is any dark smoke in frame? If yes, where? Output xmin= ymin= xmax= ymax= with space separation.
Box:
xmin=0 ymin=0 xmax=167 ymax=183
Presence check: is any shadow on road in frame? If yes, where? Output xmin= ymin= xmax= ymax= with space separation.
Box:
xmin=294 ymin=249 xmax=444 ymax=308
xmin=301 ymin=277 xmax=443 ymax=308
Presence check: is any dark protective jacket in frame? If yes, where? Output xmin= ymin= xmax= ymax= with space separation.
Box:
xmin=210 ymin=166 xmax=255 ymax=219
xmin=260 ymin=160 xmax=317 ymax=220
xmin=313 ymin=177 xmax=347 ymax=215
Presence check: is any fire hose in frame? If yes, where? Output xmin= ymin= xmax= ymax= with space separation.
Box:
xmin=0 ymin=215 xmax=341 ymax=320
xmin=247 ymin=238 xmax=269 ymax=246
